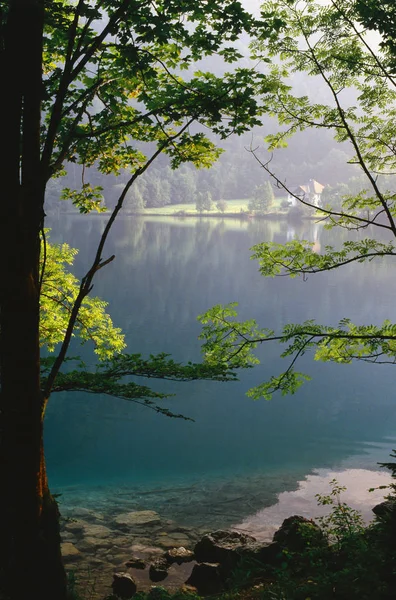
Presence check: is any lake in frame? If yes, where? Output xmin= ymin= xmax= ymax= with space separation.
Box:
xmin=45 ymin=215 xmax=396 ymax=532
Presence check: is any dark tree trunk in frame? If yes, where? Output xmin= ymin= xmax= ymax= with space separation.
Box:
xmin=0 ymin=1 xmax=66 ymax=598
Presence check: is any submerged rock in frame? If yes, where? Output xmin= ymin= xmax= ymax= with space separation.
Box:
xmin=81 ymin=523 xmax=113 ymax=538
xmin=112 ymin=572 xmax=137 ymax=599
xmin=61 ymin=531 xmax=77 ymax=543
xmin=155 ymin=535 xmax=191 ymax=549
xmin=64 ymin=520 xmax=86 ymax=534
xmin=61 ymin=542 xmax=81 ymax=559
xmin=76 ymin=536 xmax=113 ymax=551
xmin=125 ymin=557 xmax=146 ymax=569
xmin=69 ymin=507 xmax=104 ymax=521
xmin=130 ymin=543 xmax=164 ymax=557
xmin=115 ymin=510 xmax=161 ymax=528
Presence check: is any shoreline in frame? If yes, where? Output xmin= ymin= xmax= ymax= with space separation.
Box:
xmin=234 ymin=467 xmax=391 ymax=541
xmin=59 ymin=466 xmax=391 ymax=598
xmin=48 ymin=210 xmax=318 ymax=221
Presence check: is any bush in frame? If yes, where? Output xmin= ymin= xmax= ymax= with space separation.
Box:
xmin=216 ymin=200 xmax=228 ymax=213
xmin=248 ymin=182 xmax=274 ymax=213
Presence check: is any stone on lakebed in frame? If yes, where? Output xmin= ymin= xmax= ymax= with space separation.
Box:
xmin=115 ymin=510 xmax=161 ymax=527
xmin=81 ymin=523 xmax=113 ymax=538
xmin=61 ymin=542 xmax=81 ymax=559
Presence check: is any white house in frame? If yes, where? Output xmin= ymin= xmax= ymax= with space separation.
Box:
xmin=288 ymin=179 xmax=325 ymax=207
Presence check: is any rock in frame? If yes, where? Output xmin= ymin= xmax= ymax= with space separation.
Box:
xmin=165 ymin=532 xmax=191 ymax=541
xmin=61 ymin=531 xmax=77 ymax=543
xmin=86 ymin=557 xmax=107 ymax=567
xmin=115 ymin=511 xmax=161 ymax=528
xmin=110 ymin=535 xmax=130 ymax=549
xmin=61 ymin=542 xmax=81 ymax=559
xmin=64 ymin=520 xmax=86 ymax=534
xmin=112 ymin=572 xmax=137 ymax=599
xmin=373 ymin=500 xmax=396 ymax=517
xmin=273 ymin=515 xmax=324 ymax=552
xmin=130 ymin=538 xmax=156 ymax=548
xmin=243 ymin=541 xmax=281 ymax=564
xmin=69 ymin=507 xmax=104 ymax=521
xmin=193 ymin=529 xmax=282 ymax=576
xmin=68 ymin=507 xmax=92 ymax=517
xmin=154 ymin=535 xmax=191 ymax=549
xmin=194 ymin=530 xmax=257 ymax=572
xmin=149 ymin=558 xmax=170 ymax=582
xmin=165 ymin=547 xmax=194 ymax=564
xmin=169 ymin=526 xmax=194 ymax=534
xmin=76 ymin=536 xmax=113 ymax=551
xmin=185 ymin=562 xmax=223 ymax=595
xmin=130 ymin=543 xmax=164 ymax=557
xmin=82 ymin=523 xmax=113 ymax=538
xmin=111 ymin=554 xmax=133 ymax=566
xmin=125 ymin=557 xmax=146 ymax=569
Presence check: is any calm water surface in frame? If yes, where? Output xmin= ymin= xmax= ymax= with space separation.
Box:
xmin=45 ymin=215 xmax=396 ymax=526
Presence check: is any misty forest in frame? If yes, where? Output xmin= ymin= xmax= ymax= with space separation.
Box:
xmin=3 ymin=1 xmax=396 ymax=599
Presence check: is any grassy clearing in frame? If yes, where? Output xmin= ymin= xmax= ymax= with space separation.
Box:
xmin=141 ymin=199 xmax=249 ymax=215
xmin=140 ymin=197 xmax=287 ymax=216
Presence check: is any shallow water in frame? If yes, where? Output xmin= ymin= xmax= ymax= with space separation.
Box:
xmin=45 ymin=215 xmax=396 ymax=528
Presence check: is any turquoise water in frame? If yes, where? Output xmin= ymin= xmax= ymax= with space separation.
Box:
xmin=45 ymin=215 xmax=396 ymax=523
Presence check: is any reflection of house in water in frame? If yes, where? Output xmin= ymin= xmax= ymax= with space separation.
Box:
xmin=282 ymin=221 xmax=321 ymax=253
xmin=288 ymin=179 xmax=325 ymax=207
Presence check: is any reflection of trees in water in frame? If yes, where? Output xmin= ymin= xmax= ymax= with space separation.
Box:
xmin=52 ymin=215 xmax=396 ymax=353
xmin=45 ymin=216 xmax=396 ymax=490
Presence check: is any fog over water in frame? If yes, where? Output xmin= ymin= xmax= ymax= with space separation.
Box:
xmin=45 ymin=215 xmax=396 ymax=526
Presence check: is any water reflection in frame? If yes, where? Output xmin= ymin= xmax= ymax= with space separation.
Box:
xmin=234 ymin=467 xmax=391 ymax=540
xmin=46 ymin=215 xmax=396 ymax=523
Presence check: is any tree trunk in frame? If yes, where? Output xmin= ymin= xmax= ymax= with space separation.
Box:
xmin=0 ymin=1 xmax=66 ymax=598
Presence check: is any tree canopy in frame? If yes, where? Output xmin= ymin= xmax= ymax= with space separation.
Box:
xmin=0 ymin=2 xmax=272 ymax=598
xmin=30 ymin=0 xmax=276 ymax=399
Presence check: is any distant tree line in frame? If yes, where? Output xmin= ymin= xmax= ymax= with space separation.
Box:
xmin=45 ymin=124 xmax=367 ymax=215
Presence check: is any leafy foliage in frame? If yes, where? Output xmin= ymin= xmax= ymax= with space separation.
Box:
xmin=198 ymin=0 xmax=396 ymax=399
xmin=41 ymin=353 xmax=237 ymax=420
xmin=60 ymin=184 xmax=106 ymax=214
xmin=198 ymin=302 xmax=396 ymax=399
xmin=195 ymin=191 xmax=213 ymax=212
xmin=315 ymin=480 xmax=365 ymax=547
xmin=25 ymin=0 xmax=279 ymax=403
xmin=248 ymin=181 xmax=275 ymax=213
xmin=40 ymin=0 xmax=270 ymax=189
xmin=220 ymin=478 xmax=392 ymax=600
xmin=251 ymin=239 xmax=396 ymax=277
xmin=40 ymin=233 xmax=125 ymax=359
xmin=216 ymin=199 xmax=228 ymax=213
xmin=40 ymin=234 xmax=238 ymax=415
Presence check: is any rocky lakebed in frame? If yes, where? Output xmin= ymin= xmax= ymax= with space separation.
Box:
xmin=58 ymin=472 xmax=303 ymax=598
xmin=58 ymin=468 xmax=391 ymax=599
